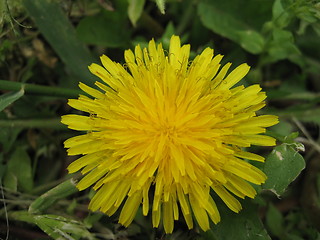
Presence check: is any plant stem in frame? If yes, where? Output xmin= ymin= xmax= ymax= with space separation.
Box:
xmin=0 ymin=80 xmax=82 ymax=98
xmin=0 ymin=118 xmax=66 ymax=129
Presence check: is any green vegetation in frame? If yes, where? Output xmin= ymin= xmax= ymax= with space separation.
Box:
xmin=1 ymin=0 xmax=320 ymax=239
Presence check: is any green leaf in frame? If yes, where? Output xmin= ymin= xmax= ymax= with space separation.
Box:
xmin=29 ymin=178 xmax=78 ymax=214
xmin=268 ymin=120 xmax=293 ymax=137
xmin=296 ymin=3 xmax=319 ymax=23
xmin=128 ymin=0 xmax=146 ymax=26
xmin=267 ymin=28 xmax=301 ymax=62
xmin=0 ymin=127 xmax=22 ymax=153
xmin=3 ymin=171 xmax=18 ymax=191
xmin=265 ymin=204 xmax=284 ymax=237
xmin=0 ymin=88 xmax=24 ymax=112
xmin=36 ymin=215 xmax=95 ymax=240
xmin=272 ymin=0 xmax=291 ymax=28
xmin=263 ymin=144 xmax=305 ymax=197
xmin=202 ymin=200 xmax=271 ymax=240
xmin=76 ymin=1 xmax=130 ymax=48
xmin=22 ymin=0 xmax=96 ymax=85
xmin=5 ymin=147 xmax=33 ymax=192
xmin=198 ymin=0 xmax=273 ymax=54
xmin=155 ymin=0 xmax=166 ymax=14
xmin=237 ymin=30 xmax=265 ymax=54
xmin=10 ymin=211 xmax=95 ymax=240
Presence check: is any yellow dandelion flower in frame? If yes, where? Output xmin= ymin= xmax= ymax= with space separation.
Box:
xmin=61 ymin=35 xmax=278 ymax=233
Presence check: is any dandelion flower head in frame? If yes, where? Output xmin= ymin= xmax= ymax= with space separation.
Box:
xmin=61 ymin=36 xmax=278 ymax=233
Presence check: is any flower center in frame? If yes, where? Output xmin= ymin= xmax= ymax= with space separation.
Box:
xmin=161 ymin=125 xmax=176 ymax=136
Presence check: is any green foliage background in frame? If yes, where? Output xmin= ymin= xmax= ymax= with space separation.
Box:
xmin=0 ymin=0 xmax=319 ymax=239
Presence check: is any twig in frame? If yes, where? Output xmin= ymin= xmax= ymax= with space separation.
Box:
xmin=0 ymin=181 xmax=9 ymax=240
xmin=292 ymin=117 xmax=320 ymax=154
xmin=4 ymin=0 xmax=32 ymax=36
xmin=292 ymin=117 xmax=313 ymax=141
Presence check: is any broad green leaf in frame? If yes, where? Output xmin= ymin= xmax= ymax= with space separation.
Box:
xmin=3 ymin=171 xmax=18 ymax=191
xmin=10 ymin=211 xmax=95 ymax=240
xmin=76 ymin=1 xmax=130 ymax=48
xmin=268 ymin=120 xmax=293 ymax=137
xmin=267 ymin=28 xmax=301 ymax=62
xmin=272 ymin=0 xmax=291 ymax=28
xmin=35 ymin=215 xmax=95 ymax=240
xmin=202 ymin=200 xmax=271 ymax=240
xmin=0 ymin=127 xmax=22 ymax=153
xmin=237 ymin=30 xmax=265 ymax=54
xmin=198 ymin=0 xmax=273 ymax=54
xmin=263 ymin=144 xmax=305 ymax=196
xmin=29 ymin=178 xmax=78 ymax=214
xmin=22 ymin=0 xmax=96 ymax=85
xmin=155 ymin=0 xmax=166 ymax=14
xmin=0 ymin=88 xmax=24 ymax=112
xmin=128 ymin=0 xmax=146 ymax=26
xmin=265 ymin=204 xmax=283 ymax=237
xmin=5 ymin=147 xmax=33 ymax=192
